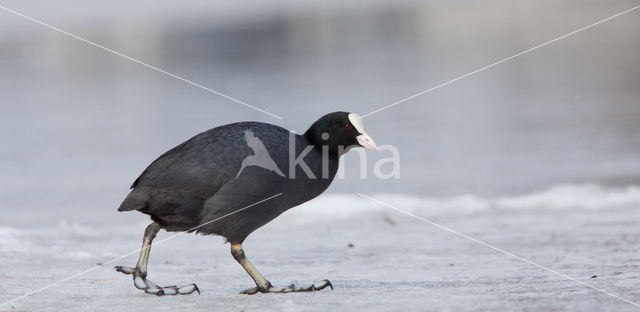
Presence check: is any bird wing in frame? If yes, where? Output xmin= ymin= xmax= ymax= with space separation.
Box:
xmin=119 ymin=128 xmax=248 ymax=212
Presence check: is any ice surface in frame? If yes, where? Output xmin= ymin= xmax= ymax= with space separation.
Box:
xmin=2 ymin=184 xmax=640 ymax=311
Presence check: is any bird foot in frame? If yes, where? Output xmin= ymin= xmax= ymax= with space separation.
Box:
xmin=240 ymin=279 xmax=333 ymax=295
xmin=115 ymin=266 xmax=200 ymax=296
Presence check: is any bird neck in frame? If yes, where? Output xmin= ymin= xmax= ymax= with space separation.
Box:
xmin=303 ymin=128 xmax=341 ymax=156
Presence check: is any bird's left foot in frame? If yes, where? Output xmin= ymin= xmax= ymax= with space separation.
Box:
xmin=115 ymin=266 xmax=200 ymax=296
xmin=241 ymin=279 xmax=333 ymax=295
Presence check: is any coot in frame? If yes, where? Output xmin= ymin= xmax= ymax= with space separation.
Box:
xmin=115 ymin=112 xmax=377 ymax=295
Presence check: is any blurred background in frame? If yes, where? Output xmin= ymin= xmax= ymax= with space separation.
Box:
xmin=1 ymin=0 xmax=639 ymax=225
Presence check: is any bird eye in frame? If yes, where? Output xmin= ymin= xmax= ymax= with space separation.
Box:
xmin=345 ymin=124 xmax=351 ymax=129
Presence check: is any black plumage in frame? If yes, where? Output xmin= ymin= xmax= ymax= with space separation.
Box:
xmin=115 ymin=111 xmax=377 ymax=295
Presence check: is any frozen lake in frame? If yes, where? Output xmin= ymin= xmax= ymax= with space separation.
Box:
xmin=2 ymin=186 xmax=640 ymax=311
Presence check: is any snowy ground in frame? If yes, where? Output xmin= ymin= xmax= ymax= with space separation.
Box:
xmin=2 ymin=184 xmax=640 ymax=311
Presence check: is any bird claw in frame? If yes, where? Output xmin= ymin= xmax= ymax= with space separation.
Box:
xmin=142 ymin=283 xmax=200 ymax=296
xmin=115 ymin=266 xmax=200 ymax=296
xmin=240 ymin=286 xmax=260 ymax=295
xmin=114 ymin=266 xmax=137 ymax=275
xmin=241 ymin=279 xmax=333 ymax=295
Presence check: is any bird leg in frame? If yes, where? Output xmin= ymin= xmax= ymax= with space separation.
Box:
xmin=115 ymin=222 xmax=200 ymax=296
xmin=230 ymin=243 xmax=333 ymax=295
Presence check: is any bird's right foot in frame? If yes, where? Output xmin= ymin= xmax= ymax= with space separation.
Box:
xmin=115 ymin=266 xmax=200 ymax=296
xmin=241 ymin=279 xmax=333 ymax=295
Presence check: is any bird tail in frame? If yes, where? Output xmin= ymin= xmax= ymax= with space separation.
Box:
xmin=118 ymin=188 xmax=150 ymax=211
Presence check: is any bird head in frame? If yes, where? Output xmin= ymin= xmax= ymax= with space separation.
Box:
xmin=305 ymin=112 xmax=378 ymax=154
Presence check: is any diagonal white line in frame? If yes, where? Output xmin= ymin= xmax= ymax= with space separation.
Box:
xmin=0 ymin=4 xmax=283 ymax=120
xmin=0 ymin=193 xmax=283 ymax=307
xmin=356 ymin=193 xmax=640 ymax=309
xmin=361 ymin=4 xmax=640 ymax=118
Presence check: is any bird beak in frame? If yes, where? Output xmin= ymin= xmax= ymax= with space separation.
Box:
xmin=356 ymin=132 xmax=378 ymax=151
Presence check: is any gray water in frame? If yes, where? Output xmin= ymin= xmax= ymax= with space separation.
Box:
xmin=1 ymin=0 xmax=640 ymax=225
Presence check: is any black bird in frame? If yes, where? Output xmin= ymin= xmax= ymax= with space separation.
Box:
xmin=115 ymin=112 xmax=377 ymax=295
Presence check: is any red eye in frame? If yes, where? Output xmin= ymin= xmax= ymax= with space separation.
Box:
xmin=345 ymin=124 xmax=351 ymax=129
